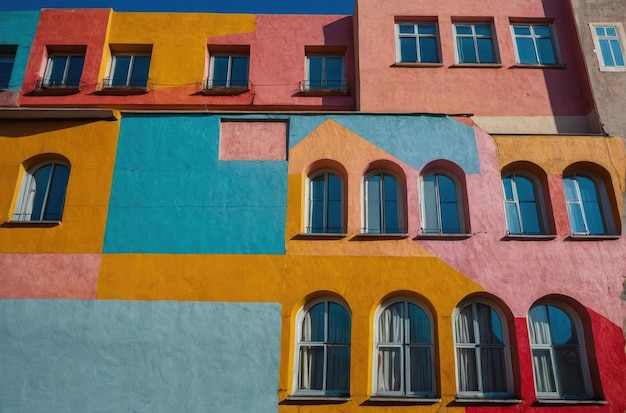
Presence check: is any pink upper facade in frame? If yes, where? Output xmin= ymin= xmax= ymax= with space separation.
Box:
xmin=354 ymin=0 xmax=594 ymax=122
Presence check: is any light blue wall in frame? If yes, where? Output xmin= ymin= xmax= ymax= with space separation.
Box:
xmin=0 ymin=300 xmax=281 ymax=413
xmin=0 ymin=11 xmax=39 ymax=89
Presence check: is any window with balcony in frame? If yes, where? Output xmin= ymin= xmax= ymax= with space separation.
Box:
xmin=207 ymin=53 xmax=249 ymax=91
xmin=303 ymin=54 xmax=346 ymax=93
xmin=104 ymin=51 xmax=151 ymax=90
xmin=42 ymin=54 xmax=84 ymax=89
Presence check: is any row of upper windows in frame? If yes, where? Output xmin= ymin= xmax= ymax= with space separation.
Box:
xmin=294 ymin=295 xmax=597 ymax=401
xmin=395 ymin=20 xmax=626 ymax=70
xmin=306 ymin=164 xmax=617 ymax=237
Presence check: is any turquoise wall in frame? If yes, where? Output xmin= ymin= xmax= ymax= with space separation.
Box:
xmin=0 ymin=300 xmax=281 ymax=413
xmin=0 ymin=11 xmax=39 ymax=89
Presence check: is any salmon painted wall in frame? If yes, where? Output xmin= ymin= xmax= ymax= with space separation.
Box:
xmin=18 ymin=10 xmax=355 ymax=110
xmin=354 ymin=0 xmax=595 ymax=133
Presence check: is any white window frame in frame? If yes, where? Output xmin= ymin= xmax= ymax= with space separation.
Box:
xmin=510 ymin=23 xmax=561 ymax=65
xmin=373 ymin=297 xmax=436 ymax=398
xmin=502 ymin=171 xmax=548 ymax=236
xmin=107 ymin=53 xmax=151 ymax=88
xmin=453 ymin=300 xmax=514 ymax=399
xmin=303 ymin=54 xmax=346 ymax=91
xmin=305 ymin=170 xmax=345 ymax=234
xmin=527 ymin=302 xmax=593 ymax=400
xmin=589 ymin=23 xmax=626 ymax=72
xmin=420 ymin=170 xmax=465 ymax=234
xmin=293 ymin=297 xmax=351 ymax=397
xmin=395 ymin=22 xmax=440 ymax=64
xmin=43 ymin=53 xmax=84 ymax=88
xmin=207 ymin=53 xmax=250 ymax=89
xmin=363 ymin=170 xmax=405 ymax=234
xmin=13 ymin=160 xmax=70 ymax=222
xmin=563 ymin=171 xmax=615 ymax=236
xmin=453 ymin=22 xmax=498 ymax=64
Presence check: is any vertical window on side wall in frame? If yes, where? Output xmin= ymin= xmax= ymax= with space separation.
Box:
xmin=454 ymin=23 xmax=497 ymax=64
xmin=295 ymin=299 xmax=351 ymax=396
xmin=590 ymin=23 xmax=626 ymax=71
xmin=502 ymin=173 xmax=545 ymax=235
xmin=0 ymin=45 xmax=17 ymax=89
xmin=208 ymin=54 xmax=249 ymax=89
xmin=511 ymin=23 xmax=558 ymax=65
xmin=106 ymin=53 xmax=151 ymax=88
xmin=13 ymin=161 xmax=70 ymax=222
xmin=307 ymin=172 xmax=344 ymax=234
xmin=563 ymin=173 xmax=614 ymax=235
xmin=396 ymin=22 xmax=440 ymax=63
xmin=454 ymin=301 xmax=513 ymax=399
xmin=364 ymin=171 xmax=403 ymax=234
xmin=304 ymin=54 xmax=346 ymax=91
xmin=421 ymin=172 xmax=463 ymax=234
xmin=374 ymin=299 xmax=436 ymax=397
xmin=528 ymin=303 xmax=593 ymax=400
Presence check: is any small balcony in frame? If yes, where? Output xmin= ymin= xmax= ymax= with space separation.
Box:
xmin=200 ymin=78 xmax=250 ymax=96
xmin=299 ymin=79 xmax=349 ymax=96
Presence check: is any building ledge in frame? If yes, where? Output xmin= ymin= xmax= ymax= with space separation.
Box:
xmin=391 ymin=62 xmax=444 ymax=68
xmin=366 ymin=396 xmax=441 ymax=405
xmin=510 ymin=63 xmax=566 ymax=69
xmin=0 ymin=108 xmax=119 ymax=121
xmin=355 ymin=232 xmax=409 ymax=240
xmin=566 ymin=234 xmax=620 ymax=240
xmin=416 ymin=232 xmax=472 ymax=240
xmin=533 ymin=399 xmax=607 ymax=406
xmin=294 ymin=232 xmax=348 ymax=240
xmin=2 ymin=220 xmax=61 ymax=227
xmin=502 ymin=234 xmax=557 ymax=241
xmin=450 ymin=63 xmax=503 ymax=68
xmin=453 ymin=397 xmax=522 ymax=405
xmin=283 ymin=395 xmax=349 ymax=404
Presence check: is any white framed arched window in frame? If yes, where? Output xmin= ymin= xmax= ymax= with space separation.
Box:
xmin=528 ymin=302 xmax=593 ymax=400
xmin=502 ymin=172 xmax=547 ymax=235
xmin=363 ymin=171 xmax=403 ymax=234
xmin=294 ymin=298 xmax=351 ymax=396
xmin=306 ymin=171 xmax=344 ymax=234
xmin=13 ymin=160 xmax=70 ymax=222
xmin=374 ymin=298 xmax=436 ymax=397
xmin=421 ymin=171 xmax=464 ymax=234
xmin=453 ymin=300 xmax=513 ymax=398
xmin=563 ymin=172 xmax=615 ymax=235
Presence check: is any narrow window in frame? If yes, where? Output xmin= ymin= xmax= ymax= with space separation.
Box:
xmin=106 ymin=53 xmax=151 ymax=88
xmin=307 ymin=172 xmax=344 ymax=234
xmin=502 ymin=173 xmax=545 ymax=235
xmin=528 ymin=303 xmax=592 ymax=399
xmin=421 ymin=172 xmax=463 ymax=234
xmin=208 ymin=54 xmax=249 ymax=89
xmin=563 ymin=173 xmax=613 ymax=235
xmin=454 ymin=23 xmax=497 ymax=64
xmin=43 ymin=54 xmax=85 ymax=88
xmin=375 ymin=299 xmax=435 ymax=397
xmin=13 ymin=161 xmax=70 ymax=222
xmin=295 ymin=299 xmax=351 ymax=396
xmin=305 ymin=55 xmax=345 ymax=91
xmin=454 ymin=301 xmax=513 ymax=398
xmin=0 ymin=45 xmax=17 ymax=89
xmin=511 ymin=23 xmax=558 ymax=65
xmin=590 ymin=23 xmax=626 ymax=71
xmin=364 ymin=171 xmax=403 ymax=234
xmin=396 ymin=22 xmax=440 ymax=63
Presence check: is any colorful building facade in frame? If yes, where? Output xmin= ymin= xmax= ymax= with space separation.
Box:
xmin=0 ymin=3 xmax=625 ymax=413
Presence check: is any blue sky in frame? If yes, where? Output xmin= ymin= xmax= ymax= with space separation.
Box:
xmin=0 ymin=0 xmax=354 ymax=14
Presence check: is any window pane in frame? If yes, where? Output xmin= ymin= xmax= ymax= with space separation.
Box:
xmin=456 ymin=306 xmax=475 ymax=344
xmin=475 ymin=24 xmax=492 ymax=36
xmin=534 ymin=26 xmax=552 ymax=37
xmin=456 ymin=25 xmax=473 ymax=35
xmin=0 ymin=54 xmax=15 ymax=88
xmin=536 ymin=38 xmax=556 ymax=64
xmin=111 ymin=56 xmax=131 ymax=86
xmin=481 ymin=347 xmax=508 ymax=393
xmin=505 ymin=203 xmax=522 ymax=234
xmin=327 ymin=200 xmax=342 ymax=233
xmin=599 ymin=39 xmax=615 ymax=66
xmin=437 ymin=175 xmax=456 ymax=202
xmin=422 ymin=176 xmax=438 ymax=232
xmin=458 ymin=37 xmax=477 ymax=63
xmin=398 ymin=24 xmax=415 ymax=34
xmin=528 ymin=305 xmax=551 ymax=345
xmin=212 ymin=56 xmax=229 ymax=86
xmin=326 ymin=57 xmax=344 ymax=88
xmin=129 ymin=56 xmax=150 ymax=87
xmin=379 ymin=303 xmax=403 ymax=343
xmin=520 ymin=201 xmax=541 ymax=234
xmin=440 ymin=202 xmax=460 ymax=233
xmin=400 ymin=37 xmax=418 ymax=63
xmin=595 ymin=27 xmax=606 ymax=36
xmin=516 ymin=38 xmax=538 ymax=64
xmin=328 ymin=302 xmax=350 ymax=344
xmin=547 ymin=305 xmax=576 ymax=345
xmin=514 ymin=26 xmax=531 ymax=36
xmin=47 ymin=56 xmax=68 ymax=86
xmin=230 ymin=56 xmax=249 ymax=87
xmin=477 ymin=305 xmax=503 ymax=345
xmin=610 ymin=39 xmax=625 ymax=65
xmin=328 ymin=174 xmax=341 ymax=200
xmin=606 ymin=27 xmax=617 ymax=36
xmin=302 ymin=303 xmax=325 ymax=342
xmin=407 ymin=304 xmax=430 ymax=344
xmin=555 ymin=347 xmax=586 ymax=395
xmin=366 ymin=175 xmax=382 ymax=233
xmin=30 ymin=164 xmax=53 ymax=221
xmin=299 ymin=345 xmax=324 ymax=390
xmin=419 ymin=37 xmax=438 ymax=63
xmin=532 ymin=348 xmax=557 ymax=393
xmin=457 ymin=348 xmax=479 ymax=391
xmin=326 ymin=346 xmax=350 ymax=392
xmin=409 ymin=347 xmax=433 ymax=394
xmin=43 ymin=164 xmax=69 ymax=221
xmin=377 ymin=347 xmax=401 ymax=391
xmin=502 ymin=177 xmax=514 ymax=201
xmin=566 ymin=202 xmax=587 ymax=234
xmin=66 ymin=55 xmax=84 ymax=87
xmin=418 ymin=24 xmax=436 ymax=35
xmin=308 ymin=56 xmax=323 ymax=89
xmin=477 ymin=38 xmax=495 ymax=63
xmin=577 ymin=176 xmax=606 ymax=234
xmin=563 ymin=177 xmax=579 ymax=201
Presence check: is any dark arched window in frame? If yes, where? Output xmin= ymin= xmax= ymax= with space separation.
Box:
xmin=13 ymin=161 xmax=70 ymax=222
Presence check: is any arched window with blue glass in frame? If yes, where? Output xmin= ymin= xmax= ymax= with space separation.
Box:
xmin=294 ymin=298 xmax=351 ymax=396
xmin=363 ymin=170 xmax=404 ymax=234
xmin=307 ymin=171 xmax=344 ymax=234
xmin=421 ymin=171 xmax=465 ymax=234
xmin=502 ymin=172 xmax=547 ymax=235
xmin=563 ymin=171 xmax=615 ymax=236
xmin=13 ymin=159 xmax=70 ymax=222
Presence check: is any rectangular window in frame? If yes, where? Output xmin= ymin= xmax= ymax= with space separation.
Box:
xmin=106 ymin=53 xmax=151 ymax=88
xmin=511 ymin=23 xmax=558 ymax=65
xmin=304 ymin=55 xmax=345 ymax=91
xmin=396 ymin=22 xmax=440 ymax=64
xmin=590 ymin=23 xmax=626 ymax=71
xmin=0 ymin=45 xmax=17 ymax=89
xmin=43 ymin=54 xmax=85 ymax=88
xmin=208 ymin=54 xmax=249 ymax=89
xmin=454 ymin=23 xmax=497 ymax=64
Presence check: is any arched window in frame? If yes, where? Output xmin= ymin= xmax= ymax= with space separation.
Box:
xmin=307 ymin=171 xmax=344 ymax=233
xmin=502 ymin=173 xmax=546 ymax=235
xmin=295 ymin=298 xmax=351 ymax=396
xmin=454 ymin=301 xmax=513 ymax=398
xmin=563 ymin=173 xmax=614 ymax=235
xmin=528 ymin=303 xmax=592 ymax=399
xmin=13 ymin=161 xmax=70 ymax=222
xmin=364 ymin=171 xmax=403 ymax=234
xmin=374 ymin=298 xmax=435 ymax=397
xmin=421 ymin=172 xmax=464 ymax=234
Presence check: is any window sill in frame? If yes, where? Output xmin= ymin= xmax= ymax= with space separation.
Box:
xmin=199 ymin=86 xmax=250 ymax=96
xmin=450 ymin=63 xmax=503 ymax=68
xmin=566 ymin=234 xmax=620 ymax=240
xmin=26 ymin=87 xmax=81 ymax=96
xmin=510 ymin=63 xmax=566 ymax=69
xmin=283 ymin=395 xmax=349 ymax=404
xmin=454 ymin=397 xmax=522 ymax=405
xmin=533 ymin=399 xmax=607 ymax=406
xmin=391 ymin=62 xmax=444 ymax=68
xmin=416 ymin=232 xmax=472 ymax=240
xmin=297 ymin=89 xmax=349 ymax=97
xmin=502 ymin=234 xmax=557 ymax=241
xmin=94 ymin=87 xmax=149 ymax=95
xmin=294 ymin=232 xmax=348 ymax=240
xmin=3 ymin=220 xmax=61 ymax=227
xmin=366 ymin=396 xmax=441 ymax=405
xmin=355 ymin=232 xmax=409 ymax=240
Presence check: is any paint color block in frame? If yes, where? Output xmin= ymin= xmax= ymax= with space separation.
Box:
xmin=220 ymin=120 xmax=287 ymax=160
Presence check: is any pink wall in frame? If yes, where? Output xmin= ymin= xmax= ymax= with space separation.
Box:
xmin=355 ymin=0 xmax=594 ymax=116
